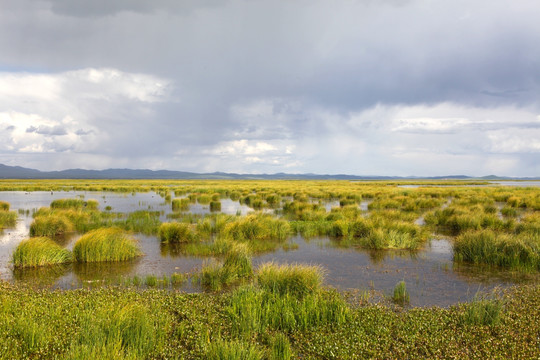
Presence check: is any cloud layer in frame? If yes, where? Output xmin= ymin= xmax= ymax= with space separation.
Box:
xmin=0 ymin=0 xmax=539 ymax=176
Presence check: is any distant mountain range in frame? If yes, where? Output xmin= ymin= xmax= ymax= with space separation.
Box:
xmin=0 ymin=163 xmax=537 ymax=180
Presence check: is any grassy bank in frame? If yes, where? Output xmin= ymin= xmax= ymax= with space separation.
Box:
xmin=0 ymin=282 xmax=538 ymax=359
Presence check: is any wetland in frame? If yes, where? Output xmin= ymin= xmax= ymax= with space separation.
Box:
xmin=0 ymin=179 xmax=538 ymax=359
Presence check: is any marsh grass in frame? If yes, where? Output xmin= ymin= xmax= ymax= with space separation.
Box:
xmin=69 ymin=303 xmax=168 ymax=359
xmin=73 ymin=228 xmax=142 ymax=263
xmin=12 ymin=237 xmax=72 ymax=268
xmin=30 ymin=214 xmax=74 ymax=237
xmin=454 ymin=230 xmax=540 ymax=271
xmin=0 ymin=201 xmax=9 ymax=211
xmin=462 ymin=295 xmax=503 ymax=326
xmin=51 ymin=198 xmax=98 ymax=210
xmin=201 ymin=242 xmax=253 ymax=291
xmin=222 ymin=214 xmax=291 ymax=242
xmin=145 ymin=275 xmax=157 ymax=287
xmin=268 ymin=333 xmax=293 ymax=360
xmin=227 ymin=286 xmax=350 ymax=335
xmin=172 ymin=198 xmax=190 ymax=211
xmin=257 ymin=262 xmax=324 ymax=298
xmin=113 ymin=210 xmax=161 ymax=235
xmin=392 ymin=281 xmax=410 ymax=305
xmin=171 ymin=272 xmax=186 ymax=286
xmin=0 ymin=209 xmax=17 ymax=229
xmin=207 ymin=339 xmax=263 ymax=360
xmin=158 ymin=222 xmax=196 ymax=243
xmin=210 ymin=201 xmax=222 ymax=212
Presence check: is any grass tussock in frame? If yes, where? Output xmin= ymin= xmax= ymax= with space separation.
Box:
xmin=454 ymin=230 xmax=540 ymax=271
xmin=392 ymin=280 xmax=410 ymax=305
xmin=51 ymin=198 xmax=98 ymax=210
xmin=462 ymin=295 xmax=503 ymax=326
xmin=172 ymin=198 xmax=190 ymax=211
xmin=12 ymin=237 xmax=72 ymax=268
xmin=30 ymin=214 xmax=74 ymax=237
xmin=226 ymin=286 xmax=350 ymax=335
xmin=73 ymin=228 xmax=142 ymax=263
xmin=207 ymin=339 xmax=263 ymax=360
xmin=257 ymin=262 xmax=324 ymax=299
xmin=200 ymin=242 xmax=253 ymax=291
xmin=158 ymin=222 xmax=197 ymax=243
xmin=69 ymin=303 xmax=169 ymax=359
xmin=0 ymin=209 xmax=17 ymax=229
xmin=0 ymin=201 xmax=9 ymax=211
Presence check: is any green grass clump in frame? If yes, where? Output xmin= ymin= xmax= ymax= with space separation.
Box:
xmin=223 ymin=242 xmax=253 ymax=279
xmin=29 ymin=214 xmax=74 ymax=237
xmin=12 ymin=237 xmax=72 ymax=268
xmin=145 ymin=275 xmax=157 ymax=287
xmin=69 ymin=303 xmax=169 ymax=359
xmin=227 ymin=286 xmax=350 ymax=335
xmin=73 ymin=228 xmax=142 ymax=263
xmin=207 ymin=339 xmax=263 ymax=360
xmin=0 ymin=201 xmax=10 ymax=211
xmin=257 ymin=262 xmax=324 ymax=299
xmin=210 ymin=201 xmax=222 ymax=212
xmin=222 ymin=214 xmax=291 ymax=242
xmin=171 ymin=272 xmax=186 ymax=286
xmin=269 ymin=333 xmax=293 ymax=360
xmin=201 ymin=242 xmax=253 ymax=291
xmin=392 ymin=281 xmax=410 ymax=305
xmin=158 ymin=222 xmax=196 ymax=243
xmin=172 ymin=198 xmax=190 ymax=211
xmin=113 ymin=210 xmax=161 ymax=235
xmin=462 ymin=296 xmax=503 ymax=326
xmin=50 ymin=198 xmax=98 ymax=210
xmin=0 ymin=209 xmax=17 ymax=229
xmin=454 ymin=230 xmax=540 ymax=271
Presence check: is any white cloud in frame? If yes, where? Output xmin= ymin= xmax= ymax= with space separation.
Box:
xmin=392 ymin=117 xmax=471 ymax=133
xmin=0 ymin=68 xmax=172 ymax=161
xmin=487 ymin=129 xmax=540 ymax=153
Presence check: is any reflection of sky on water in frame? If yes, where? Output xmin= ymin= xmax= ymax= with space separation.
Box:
xmin=0 ymin=191 xmax=537 ymax=307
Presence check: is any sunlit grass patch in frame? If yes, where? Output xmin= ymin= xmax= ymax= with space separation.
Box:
xmin=201 ymin=242 xmax=253 ymax=291
xmin=257 ymin=262 xmax=324 ymax=298
xmin=454 ymin=230 xmax=540 ymax=271
xmin=172 ymin=198 xmax=190 ymax=211
xmin=73 ymin=228 xmax=142 ymax=263
xmin=50 ymin=198 xmax=98 ymax=210
xmin=222 ymin=214 xmax=291 ymax=242
xmin=0 ymin=209 xmax=17 ymax=229
xmin=12 ymin=237 xmax=72 ymax=267
xmin=462 ymin=294 xmax=503 ymax=326
xmin=207 ymin=339 xmax=263 ymax=360
xmin=69 ymin=303 xmax=169 ymax=359
xmin=0 ymin=201 xmax=10 ymax=211
xmin=226 ymin=286 xmax=350 ymax=335
xmin=30 ymin=213 xmax=74 ymax=237
xmin=158 ymin=222 xmax=197 ymax=243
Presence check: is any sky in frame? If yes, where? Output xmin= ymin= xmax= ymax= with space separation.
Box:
xmin=0 ymin=0 xmax=539 ymax=177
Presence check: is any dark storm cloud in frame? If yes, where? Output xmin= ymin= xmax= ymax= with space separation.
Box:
xmin=26 ymin=125 xmax=67 ymax=136
xmin=0 ymin=0 xmax=539 ymax=175
xmin=45 ymin=0 xmax=224 ymax=17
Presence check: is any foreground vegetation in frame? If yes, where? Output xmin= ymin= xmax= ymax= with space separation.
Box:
xmin=0 ymin=282 xmax=537 ymax=359
xmin=1 ymin=180 xmax=540 ymax=358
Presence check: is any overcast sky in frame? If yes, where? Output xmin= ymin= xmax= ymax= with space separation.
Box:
xmin=1 ymin=0 xmax=539 ymax=176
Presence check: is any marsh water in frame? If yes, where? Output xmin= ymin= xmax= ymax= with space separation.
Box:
xmin=1 ymin=191 xmax=537 ymax=307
